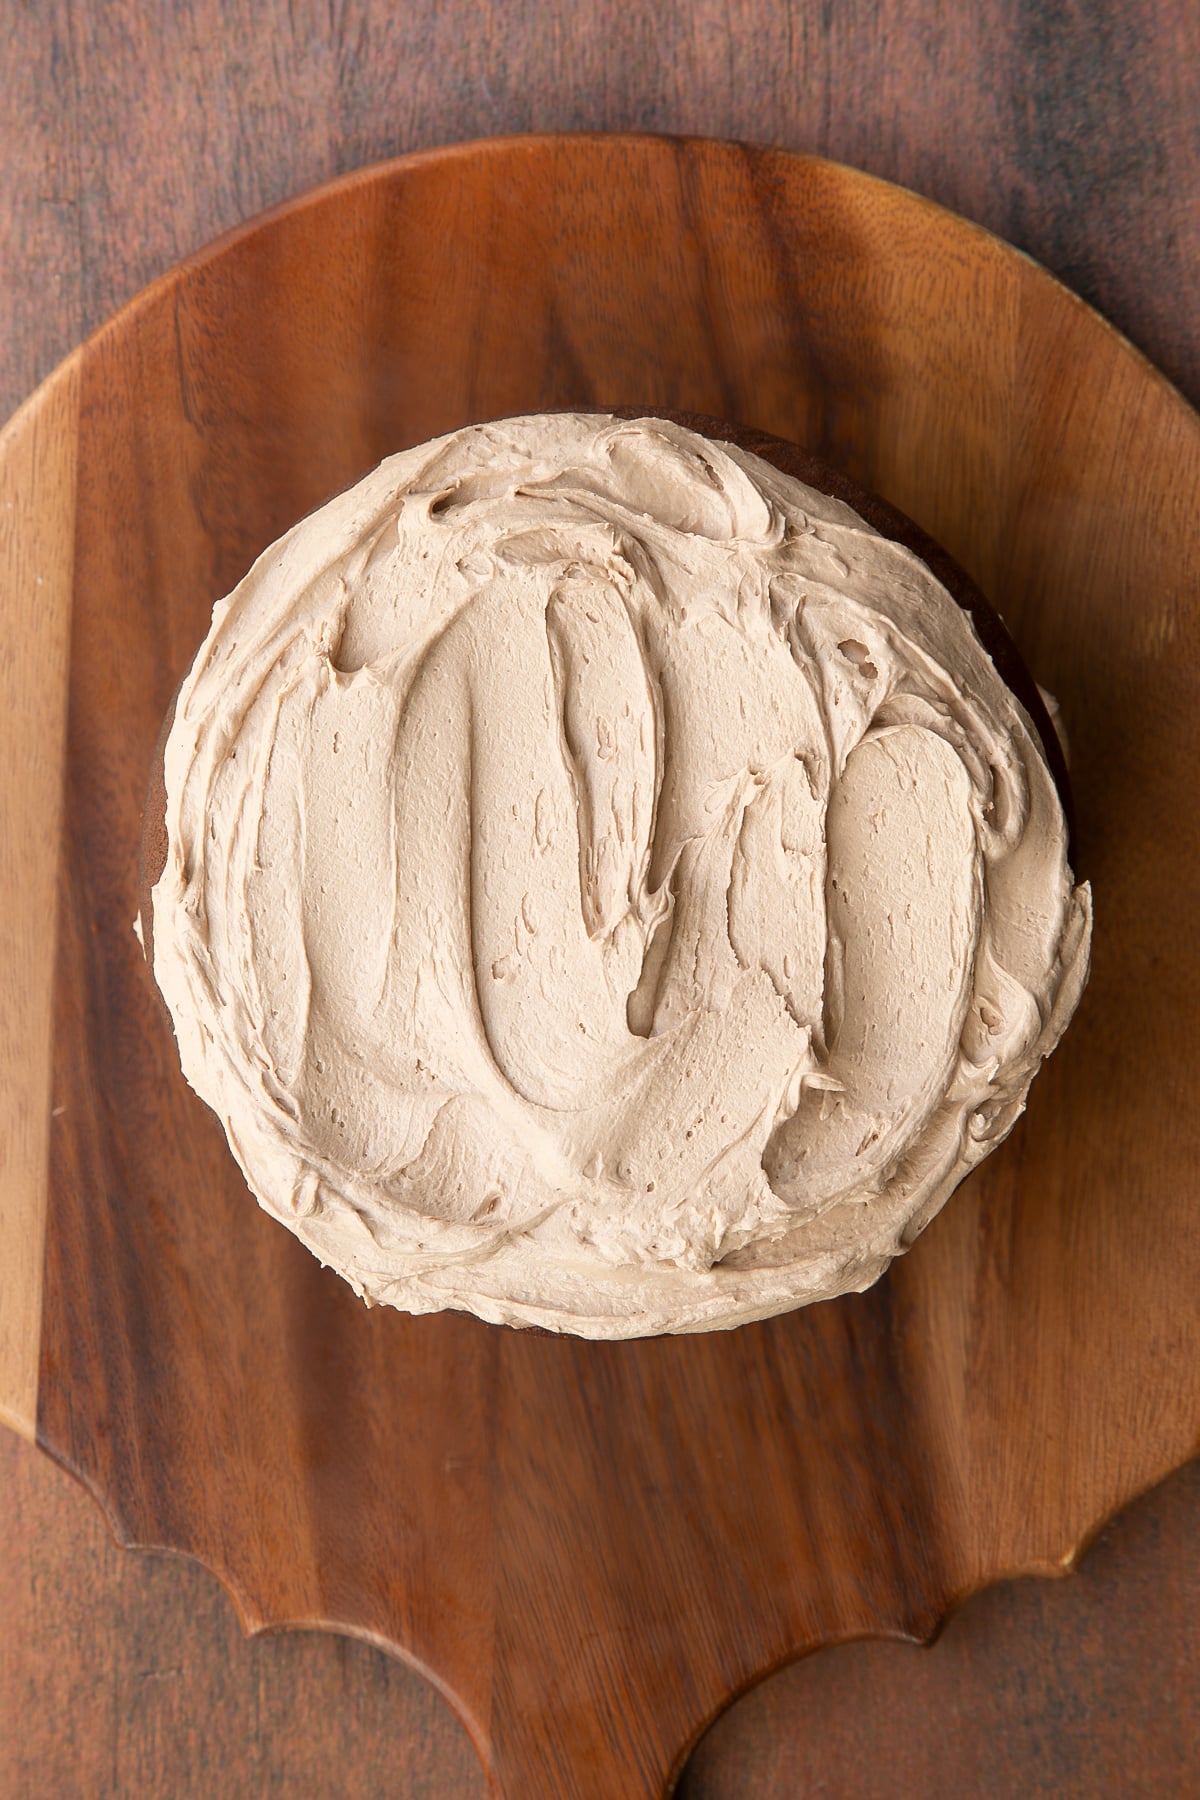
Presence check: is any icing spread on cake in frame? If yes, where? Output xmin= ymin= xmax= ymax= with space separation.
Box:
xmin=152 ymin=414 xmax=1092 ymax=1336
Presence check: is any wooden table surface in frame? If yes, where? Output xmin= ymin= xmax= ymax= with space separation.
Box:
xmin=3 ymin=3 xmax=1198 ymax=1794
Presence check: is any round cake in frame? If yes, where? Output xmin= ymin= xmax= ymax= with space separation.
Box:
xmin=142 ymin=411 xmax=1092 ymax=1338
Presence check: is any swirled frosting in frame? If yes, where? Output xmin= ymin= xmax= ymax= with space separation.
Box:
xmin=152 ymin=413 xmax=1091 ymax=1337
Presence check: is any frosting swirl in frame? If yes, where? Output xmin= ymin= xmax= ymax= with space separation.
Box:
xmin=152 ymin=414 xmax=1092 ymax=1336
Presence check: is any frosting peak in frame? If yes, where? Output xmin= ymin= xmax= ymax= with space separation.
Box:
xmin=152 ymin=414 xmax=1091 ymax=1336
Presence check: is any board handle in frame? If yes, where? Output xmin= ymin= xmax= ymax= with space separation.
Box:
xmin=0 ymin=361 xmax=78 ymax=1439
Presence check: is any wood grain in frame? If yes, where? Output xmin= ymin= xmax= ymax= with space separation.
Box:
xmin=6 ymin=136 xmax=1196 ymax=1798
xmin=5 ymin=3 xmax=1200 ymax=426
xmin=5 ymin=1420 xmax=1198 ymax=1798
xmin=0 ymin=368 xmax=79 ymax=1440
xmin=0 ymin=1426 xmax=487 ymax=1799
xmin=4 ymin=2 xmax=1200 ymax=1792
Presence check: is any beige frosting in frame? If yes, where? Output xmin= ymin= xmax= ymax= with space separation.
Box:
xmin=152 ymin=413 xmax=1092 ymax=1337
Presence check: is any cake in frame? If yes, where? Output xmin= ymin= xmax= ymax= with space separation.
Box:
xmin=141 ymin=411 xmax=1092 ymax=1338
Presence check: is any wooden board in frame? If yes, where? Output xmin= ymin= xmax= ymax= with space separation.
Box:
xmin=1 ymin=136 xmax=1198 ymax=1799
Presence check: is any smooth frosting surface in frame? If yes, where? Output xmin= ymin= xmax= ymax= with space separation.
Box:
xmin=152 ymin=413 xmax=1092 ymax=1336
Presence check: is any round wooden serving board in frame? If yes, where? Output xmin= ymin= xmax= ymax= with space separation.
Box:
xmin=1 ymin=136 xmax=1198 ymax=1799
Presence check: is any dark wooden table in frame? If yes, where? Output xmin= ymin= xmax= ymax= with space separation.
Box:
xmin=3 ymin=4 xmax=1198 ymax=1794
